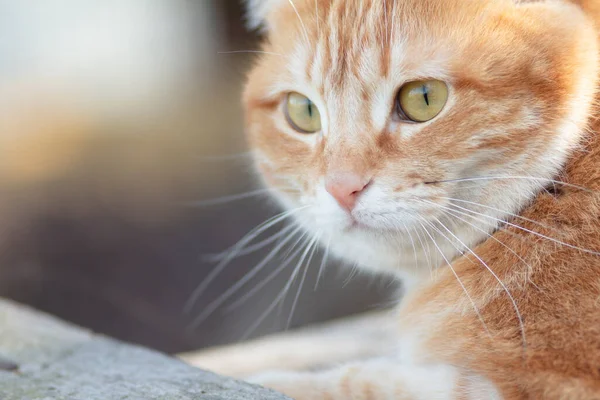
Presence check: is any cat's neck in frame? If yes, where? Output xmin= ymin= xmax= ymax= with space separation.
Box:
xmin=567 ymin=0 xmax=600 ymax=22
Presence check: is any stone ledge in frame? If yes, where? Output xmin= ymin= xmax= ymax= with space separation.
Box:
xmin=0 ymin=299 xmax=290 ymax=400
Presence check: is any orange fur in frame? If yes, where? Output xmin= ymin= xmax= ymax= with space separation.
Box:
xmin=242 ymin=0 xmax=600 ymax=398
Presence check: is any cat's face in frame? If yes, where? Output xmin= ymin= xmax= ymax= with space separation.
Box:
xmin=243 ymin=0 xmax=598 ymax=280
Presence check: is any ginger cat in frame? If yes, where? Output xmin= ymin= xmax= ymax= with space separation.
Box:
xmin=231 ymin=0 xmax=600 ymax=398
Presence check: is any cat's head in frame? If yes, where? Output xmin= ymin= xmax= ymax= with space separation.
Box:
xmin=242 ymin=0 xmax=598 ymax=282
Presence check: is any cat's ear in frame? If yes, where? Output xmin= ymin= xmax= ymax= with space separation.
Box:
xmin=244 ymin=0 xmax=286 ymax=31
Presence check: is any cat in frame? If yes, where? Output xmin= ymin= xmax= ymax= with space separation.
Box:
xmin=230 ymin=0 xmax=600 ymax=398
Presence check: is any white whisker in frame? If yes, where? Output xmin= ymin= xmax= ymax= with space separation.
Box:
xmin=439 ymin=196 xmax=555 ymax=231
xmin=342 ymin=262 xmax=360 ymax=288
xmin=204 ymin=224 xmax=295 ymax=263
xmin=430 ymin=175 xmax=590 ymax=192
xmin=414 ymin=224 xmax=434 ymax=273
xmin=281 ymin=227 xmax=311 ymax=260
xmin=187 ymin=225 xmax=305 ymax=329
xmin=418 ymin=218 xmax=492 ymax=338
xmin=183 ymin=206 xmax=309 ymax=314
xmin=287 ymin=234 xmax=321 ymax=329
xmin=315 ymin=234 xmax=331 ymax=290
xmin=403 ymin=221 xmax=421 ymax=276
xmin=182 ymin=188 xmax=279 ymax=207
xmin=425 ymin=216 xmax=526 ymax=350
xmin=440 ymin=201 xmax=600 ymax=256
xmin=441 ymin=207 xmax=541 ymax=291
xmin=277 ymin=233 xmax=314 ymax=314
xmin=242 ymin=235 xmax=315 ymax=339
xmin=225 ymin=238 xmax=309 ymax=311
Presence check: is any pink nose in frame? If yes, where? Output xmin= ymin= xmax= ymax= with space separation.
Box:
xmin=325 ymin=172 xmax=371 ymax=211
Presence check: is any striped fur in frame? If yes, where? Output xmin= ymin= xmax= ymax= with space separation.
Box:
xmin=242 ymin=0 xmax=600 ymax=398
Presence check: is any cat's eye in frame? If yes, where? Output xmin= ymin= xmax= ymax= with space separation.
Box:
xmin=285 ymin=92 xmax=322 ymax=133
xmin=397 ymin=80 xmax=448 ymax=123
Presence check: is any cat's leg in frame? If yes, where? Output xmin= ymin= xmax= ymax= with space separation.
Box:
xmin=180 ymin=310 xmax=395 ymax=378
xmin=249 ymin=359 xmax=501 ymax=400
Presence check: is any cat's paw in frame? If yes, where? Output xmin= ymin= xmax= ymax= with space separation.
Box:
xmin=247 ymin=370 xmax=319 ymax=400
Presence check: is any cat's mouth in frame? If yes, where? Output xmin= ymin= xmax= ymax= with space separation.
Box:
xmin=342 ymin=214 xmax=399 ymax=234
xmin=345 ymin=219 xmax=369 ymax=231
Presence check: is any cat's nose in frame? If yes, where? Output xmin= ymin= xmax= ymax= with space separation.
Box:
xmin=325 ymin=172 xmax=371 ymax=212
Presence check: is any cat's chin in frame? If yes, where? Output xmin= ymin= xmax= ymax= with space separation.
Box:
xmin=343 ymin=219 xmax=390 ymax=234
xmin=289 ymin=204 xmax=438 ymax=279
xmin=318 ymin=222 xmax=430 ymax=280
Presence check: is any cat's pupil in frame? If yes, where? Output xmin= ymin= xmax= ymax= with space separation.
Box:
xmin=422 ymin=85 xmax=430 ymax=106
xmin=307 ymin=101 xmax=313 ymax=117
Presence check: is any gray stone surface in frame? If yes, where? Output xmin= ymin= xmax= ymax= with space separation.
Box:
xmin=0 ymin=299 xmax=290 ymax=400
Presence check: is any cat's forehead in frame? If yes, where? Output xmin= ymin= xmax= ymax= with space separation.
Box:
xmin=270 ymin=0 xmax=502 ymax=79
xmin=255 ymin=0 xmax=572 ymax=134
xmin=286 ymin=2 xmax=459 ymax=77
xmin=278 ymin=2 xmax=459 ymax=131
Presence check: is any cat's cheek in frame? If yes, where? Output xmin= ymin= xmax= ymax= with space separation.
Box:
xmin=257 ymin=162 xmax=277 ymax=186
xmin=255 ymin=162 xmax=290 ymax=193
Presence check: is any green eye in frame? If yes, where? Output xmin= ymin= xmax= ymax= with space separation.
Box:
xmin=285 ymin=92 xmax=322 ymax=133
xmin=397 ymin=80 xmax=448 ymax=122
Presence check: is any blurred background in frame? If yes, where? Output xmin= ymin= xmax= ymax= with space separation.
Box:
xmin=0 ymin=0 xmax=396 ymax=354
